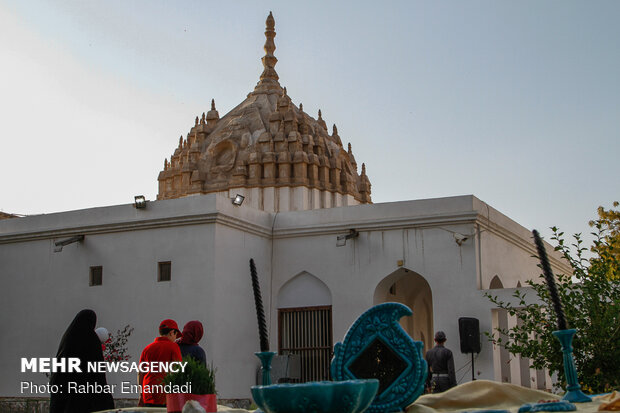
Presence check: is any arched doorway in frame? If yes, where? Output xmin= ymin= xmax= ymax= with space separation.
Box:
xmin=277 ymin=272 xmax=332 ymax=382
xmin=373 ymin=268 xmax=433 ymax=353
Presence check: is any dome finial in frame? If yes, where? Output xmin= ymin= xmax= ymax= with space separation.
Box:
xmin=361 ymin=163 xmax=367 ymax=176
xmin=348 ymin=142 xmax=352 ymax=153
xmin=318 ymin=109 xmax=323 ymax=120
xmin=211 ymin=99 xmax=216 ymax=110
xmin=259 ymin=12 xmax=279 ymax=83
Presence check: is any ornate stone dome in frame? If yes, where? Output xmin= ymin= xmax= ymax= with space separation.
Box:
xmin=157 ymin=12 xmax=371 ymax=212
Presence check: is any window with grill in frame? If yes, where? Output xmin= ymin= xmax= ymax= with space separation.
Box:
xmin=89 ymin=266 xmax=103 ymax=286
xmin=278 ymin=306 xmax=332 ymax=382
xmin=158 ymin=261 xmax=171 ymax=282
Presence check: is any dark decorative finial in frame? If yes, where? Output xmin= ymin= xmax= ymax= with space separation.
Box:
xmin=179 ymin=136 xmax=183 ymax=148
xmin=333 ymin=124 xmax=338 ymax=135
xmin=361 ymin=163 xmax=367 ymax=175
xmin=533 ymin=229 xmax=568 ymax=330
xmin=318 ymin=109 xmax=323 ymax=120
xmin=299 ymin=103 xmax=303 ymax=111
xmin=211 ymin=99 xmax=216 ymax=110
xmin=201 ymin=112 xmax=206 ymax=123
xmin=195 ymin=116 xmax=199 ymax=126
xmin=348 ymin=143 xmax=352 ymax=153
xmin=249 ymin=259 xmax=269 ymax=352
xmin=164 ymin=158 xmax=168 ymax=170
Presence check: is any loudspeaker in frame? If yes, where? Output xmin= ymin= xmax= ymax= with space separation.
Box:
xmin=458 ymin=317 xmax=481 ymax=354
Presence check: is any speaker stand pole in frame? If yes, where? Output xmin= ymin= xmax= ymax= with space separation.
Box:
xmin=471 ymin=353 xmax=475 ymax=381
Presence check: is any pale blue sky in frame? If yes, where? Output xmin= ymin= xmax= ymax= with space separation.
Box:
xmin=1 ymin=1 xmax=618 ymax=246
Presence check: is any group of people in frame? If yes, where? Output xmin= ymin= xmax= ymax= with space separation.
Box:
xmin=138 ymin=318 xmax=207 ymax=407
xmin=49 ymin=309 xmax=206 ymax=413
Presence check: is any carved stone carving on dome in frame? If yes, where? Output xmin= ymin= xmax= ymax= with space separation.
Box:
xmin=287 ymin=130 xmax=300 ymax=142
xmin=257 ymin=131 xmax=271 ymax=143
xmin=240 ymin=132 xmax=251 ymax=149
xmin=208 ymin=140 xmax=237 ymax=174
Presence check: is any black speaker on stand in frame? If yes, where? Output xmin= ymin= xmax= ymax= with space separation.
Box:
xmin=458 ymin=317 xmax=481 ymax=381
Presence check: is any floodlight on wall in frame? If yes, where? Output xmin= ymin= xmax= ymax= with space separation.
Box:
xmin=54 ymin=235 xmax=85 ymax=253
xmin=232 ymin=194 xmax=245 ymax=206
xmin=454 ymin=233 xmax=469 ymax=246
xmin=134 ymin=195 xmax=147 ymax=209
xmin=336 ymin=229 xmax=359 ymax=247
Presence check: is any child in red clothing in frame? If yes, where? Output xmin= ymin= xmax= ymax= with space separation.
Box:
xmin=138 ymin=319 xmax=183 ymax=407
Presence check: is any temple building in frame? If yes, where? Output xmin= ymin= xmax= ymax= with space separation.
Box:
xmin=0 ymin=13 xmax=570 ymax=407
xmin=157 ymin=12 xmax=370 ymax=212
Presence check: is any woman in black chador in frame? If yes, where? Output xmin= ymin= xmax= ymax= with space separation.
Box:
xmin=50 ymin=309 xmax=114 ymax=413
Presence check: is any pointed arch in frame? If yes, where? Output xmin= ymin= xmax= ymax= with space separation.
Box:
xmin=489 ymin=274 xmax=504 ymax=289
xmin=373 ymin=268 xmax=433 ymax=348
xmin=277 ymin=271 xmax=331 ymax=309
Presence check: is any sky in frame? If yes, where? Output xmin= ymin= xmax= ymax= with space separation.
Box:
xmin=1 ymin=0 xmax=618 ymax=247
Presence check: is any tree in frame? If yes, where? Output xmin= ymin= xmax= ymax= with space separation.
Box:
xmin=590 ymin=201 xmax=620 ymax=272
xmin=485 ymin=213 xmax=620 ymax=394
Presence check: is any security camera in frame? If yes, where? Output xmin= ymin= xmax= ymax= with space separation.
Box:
xmin=454 ymin=233 xmax=468 ymax=246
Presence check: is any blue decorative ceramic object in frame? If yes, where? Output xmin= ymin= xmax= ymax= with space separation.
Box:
xmin=552 ymin=329 xmax=592 ymax=403
xmin=255 ymin=351 xmax=276 ymax=385
xmin=519 ymin=400 xmax=576 ymax=412
xmin=251 ymin=379 xmax=379 ymax=413
xmin=331 ymin=302 xmax=427 ymax=413
xmin=462 ymin=410 xmax=510 ymax=413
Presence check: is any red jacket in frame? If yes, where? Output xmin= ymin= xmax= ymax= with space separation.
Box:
xmin=139 ymin=337 xmax=182 ymax=405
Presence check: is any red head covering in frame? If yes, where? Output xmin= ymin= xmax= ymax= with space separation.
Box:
xmin=178 ymin=321 xmax=204 ymax=346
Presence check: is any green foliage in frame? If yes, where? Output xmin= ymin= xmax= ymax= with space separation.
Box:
xmin=163 ymin=356 xmax=216 ymax=395
xmin=590 ymin=201 xmax=620 ymax=277
xmin=485 ymin=222 xmax=619 ymax=394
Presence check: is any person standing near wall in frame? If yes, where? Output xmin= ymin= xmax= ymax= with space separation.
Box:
xmin=425 ymin=331 xmax=457 ymax=393
xmin=177 ymin=320 xmax=207 ymax=366
xmin=50 ymin=309 xmax=115 ymax=413
xmin=138 ymin=319 xmax=183 ymax=407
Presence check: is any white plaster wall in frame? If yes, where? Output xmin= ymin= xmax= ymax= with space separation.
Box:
xmin=0 ymin=222 xmax=217 ymax=396
xmin=473 ymin=198 xmax=570 ymax=290
xmin=0 ymin=193 xmax=552 ymax=399
xmin=209 ymin=223 xmax=272 ymax=399
xmin=0 ymin=195 xmax=273 ymax=400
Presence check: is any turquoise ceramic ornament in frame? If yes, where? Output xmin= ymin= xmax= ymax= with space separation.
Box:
xmin=251 ymin=379 xmax=379 ymax=413
xmin=552 ymin=329 xmax=592 ymax=403
xmin=255 ymin=351 xmax=276 ymax=385
xmin=519 ymin=400 xmax=576 ymax=412
xmin=331 ymin=302 xmax=427 ymax=413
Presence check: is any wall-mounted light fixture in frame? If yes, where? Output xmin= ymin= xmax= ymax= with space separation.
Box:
xmin=54 ymin=235 xmax=85 ymax=253
xmin=336 ymin=229 xmax=359 ymax=247
xmin=134 ymin=195 xmax=147 ymax=209
xmin=232 ymin=194 xmax=245 ymax=206
xmin=454 ymin=233 xmax=469 ymax=246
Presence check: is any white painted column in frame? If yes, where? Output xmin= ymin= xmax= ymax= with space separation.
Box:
xmin=491 ymin=309 xmax=503 ymax=382
xmin=311 ymin=189 xmax=321 ymax=209
xmin=507 ymin=314 xmax=522 ymax=386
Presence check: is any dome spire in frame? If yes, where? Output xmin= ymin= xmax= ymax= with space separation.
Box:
xmin=256 ymin=11 xmax=279 ymax=91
